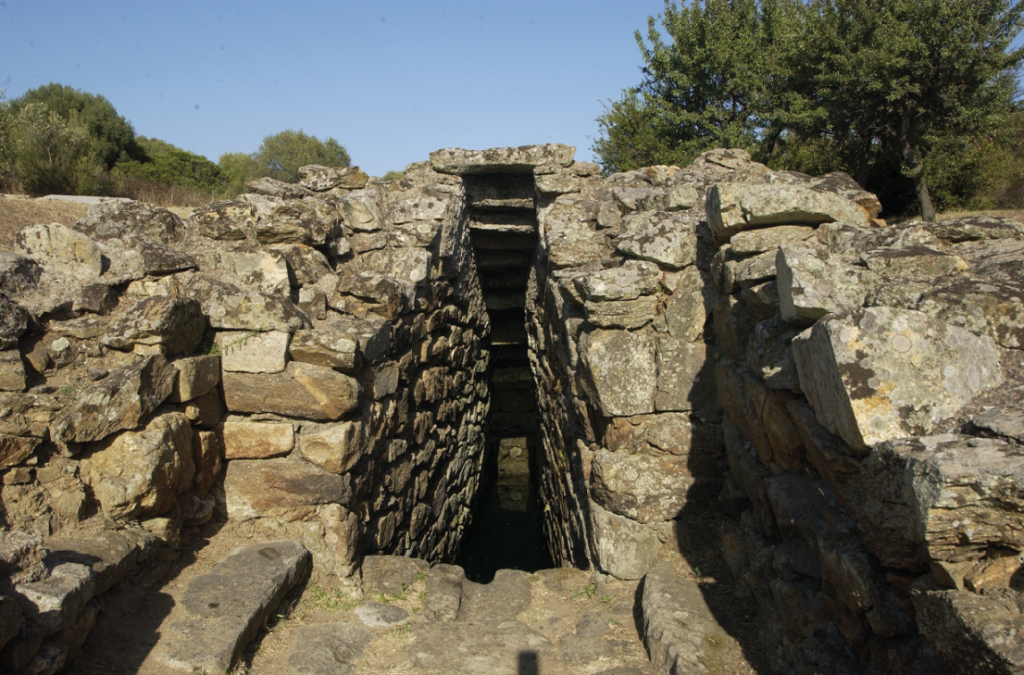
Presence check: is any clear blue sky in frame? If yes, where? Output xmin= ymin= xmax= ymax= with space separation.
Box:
xmin=0 ymin=1 xmax=668 ymax=177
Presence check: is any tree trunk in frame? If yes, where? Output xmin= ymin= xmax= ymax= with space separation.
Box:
xmin=900 ymin=115 xmax=936 ymax=222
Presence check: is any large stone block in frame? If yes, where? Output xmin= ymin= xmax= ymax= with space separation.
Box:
xmin=50 ymin=355 xmax=175 ymax=450
xmin=299 ymin=164 xmax=369 ymax=191
xmin=588 ymin=499 xmax=664 ymax=580
xmin=613 ymin=215 xmax=699 ymax=269
xmin=706 ymin=183 xmax=870 ymax=241
xmin=102 ymin=296 xmax=206 ymax=357
xmin=654 ymin=336 xmax=714 ymax=412
xmin=573 ymin=260 xmax=660 ymax=302
xmin=288 ymin=329 xmax=360 ymax=372
xmin=15 ymin=223 xmax=103 ymax=280
xmin=590 ymin=449 xmax=707 ymax=523
xmin=222 ymin=362 xmax=362 ymax=421
xmin=579 ymin=329 xmax=657 ymax=417
xmin=0 ymin=349 xmax=26 ymax=392
xmin=224 ymin=458 xmax=353 ymax=520
xmin=855 ymin=434 xmax=1024 ymax=569
xmin=220 ymin=417 xmax=294 ymax=460
xmin=169 ymin=355 xmax=221 ymax=402
xmin=430 ymin=144 xmax=575 ymax=174
xmin=601 ymin=413 xmax=725 ymax=476
xmin=792 ymin=306 xmax=1004 ymax=450
xmin=87 ymin=412 xmax=195 ymax=520
xmin=182 ymin=275 xmax=309 ymax=334
xmin=215 ymin=330 xmax=291 ymax=373
xmin=776 ymin=245 xmax=877 ymax=325
xmin=298 ymin=420 xmax=371 ymax=474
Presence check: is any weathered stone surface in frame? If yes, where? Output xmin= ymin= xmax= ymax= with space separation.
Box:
xmin=50 ymin=355 xmax=175 ymax=449
xmin=580 ymin=329 xmax=657 ymax=417
xmin=430 ymin=144 xmax=575 ymax=174
xmin=424 ymin=563 xmax=465 ymax=623
xmin=614 ymin=217 xmax=699 ymax=269
xmin=729 ymin=225 xmax=816 ymax=255
xmin=102 ymin=296 xmax=206 ymax=357
xmin=590 ymin=450 xmax=698 ymax=523
xmin=288 ymin=329 xmax=360 ymax=372
xmin=792 ymin=306 xmax=1004 ymax=450
xmin=14 ymin=562 xmax=94 ymax=635
xmin=458 ymin=569 xmax=533 ymax=622
xmin=707 ymin=182 xmax=871 ymax=241
xmin=642 ymin=561 xmax=732 ymax=675
xmin=602 ymin=413 xmax=725 ymax=475
xmin=220 ymin=416 xmax=294 ymax=460
xmin=918 ymin=280 xmax=1024 ymax=350
xmin=192 ymin=248 xmax=291 ymax=296
xmin=589 ymin=499 xmax=663 ymax=579
xmin=861 ymin=245 xmax=966 ymax=280
xmin=584 ymin=295 xmax=659 ymax=329
xmin=253 ymin=197 xmax=340 ymax=246
xmin=746 ymin=315 xmax=801 ymax=391
xmin=855 ymin=435 xmax=1024 ymax=568
xmin=574 ymin=260 xmax=660 ymax=302
xmin=266 ymin=622 xmax=373 ymax=675
xmin=75 ymin=200 xmax=186 ymax=244
xmin=541 ymin=200 xmax=612 ymax=268
xmin=933 ymin=215 xmax=1024 ymax=243
xmin=298 ymin=420 xmax=370 ymax=474
xmin=244 ymin=176 xmax=314 ymax=199
xmin=0 ymin=349 xmax=26 ymax=392
xmin=0 ymin=434 xmax=40 ymax=469
xmin=222 ymin=362 xmax=362 ymax=421
xmin=406 ymin=621 xmax=552 ymax=674
xmin=665 ymin=266 xmax=712 ymax=343
xmin=914 ymin=584 xmax=1024 ymax=675
xmin=776 ymin=245 xmax=876 ymax=324
xmin=298 ymin=165 xmax=369 ymax=191
xmin=0 ymin=295 xmax=30 ymax=350
xmin=15 ymin=223 xmax=103 ymax=280
xmin=192 ymin=429 xmax=222 ymax=497
xmin=169 ymin=355 xmax=221 ymax=402
xmin=224 ymin=459 xmax=353 ymax=519
xmin=216 ymin=330 xmax=290 ymax=373
xmin=655 ymin=336 xmax=714 ymax=412
xmin=151 ymin=540 xmax=310 ymax=674
xmin=189 ymin=200 xmax=255 ymax=241
xmin=183 ymin=275 xmax=309 ymax=333
xmin=713 ymin=292 xmax=762 ymax=363
xmin=87 ymin=412 xmax=195 ymax=520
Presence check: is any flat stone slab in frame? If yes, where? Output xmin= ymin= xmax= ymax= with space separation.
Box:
xmin=406 ymin=621 xmax=553 ymax=674
xmin=149 ymin=540 xmax=310 ymax=674
xmin=642 ymin=561 xmax=731 ymax=674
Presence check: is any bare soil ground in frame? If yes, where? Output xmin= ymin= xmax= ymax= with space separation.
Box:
xmin=0 ymin=194 xmax=193 ymax=251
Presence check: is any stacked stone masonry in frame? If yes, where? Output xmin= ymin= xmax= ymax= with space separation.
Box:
xmin=0 ymin=144 xmax=1022 ymax=674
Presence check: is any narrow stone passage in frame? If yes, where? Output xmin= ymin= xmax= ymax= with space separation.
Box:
xmin=455 ymin=172 xmax=552 ymax=581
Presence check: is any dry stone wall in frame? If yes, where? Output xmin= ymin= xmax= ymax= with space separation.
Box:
xmin=2 ymin=142 xmax=1024 ymax=674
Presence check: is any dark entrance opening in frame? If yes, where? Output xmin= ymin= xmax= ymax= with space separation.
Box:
xmin=454 ymin=174 xmax=552 ymax=582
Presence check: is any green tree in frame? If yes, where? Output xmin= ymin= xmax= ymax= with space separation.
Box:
xmin=14 ymin=102 xmax=93 ymax=195
xmin=251 ymin=129 xmax=350 ymax=183
xmin=116 ymin=136 xmax=224 ymax=193
xmin=0 ymin=91 xmax=14 ymax=185
xmin=217 ymin=151 xmax=262 ymax=197
xmin=594 ymin=0 xmax=807 ymax=173
xmin=11 ymin=83 xmax=144 ymax=170
xmin=804 ymin=0 xmax=1024 ymax=220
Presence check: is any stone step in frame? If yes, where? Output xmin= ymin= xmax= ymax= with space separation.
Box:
xmin=475 ymin=249 xmax=533 ymax=271
xmin=469 ymin=210 xmax=538 ymax=234
xmin=489 ymin=309 xmax=528 ymax=345
xmin=470 ymin=229 xmax=538 ymax=251
xmin=469 ymin=197 xmax=534 ymax=210
xmin=148 ymin=539 xmax=310 ymax=674
xmin=463 ymin=173 xmax=536 ymax=206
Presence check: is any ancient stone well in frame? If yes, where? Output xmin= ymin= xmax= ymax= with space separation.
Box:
xmin=2 ymin=143 xmax=1024 ymax=674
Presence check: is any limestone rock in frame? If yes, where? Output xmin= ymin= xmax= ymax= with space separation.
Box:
xmin=406 ymin=621 xmax=552 ymax=674
xmin=169 ymin=355 xmax=221 ymax=403
xmin=861 ymin=245 xmax=966 ymax=279
xmin=584 ymin=295 xmax=659 ymax=329
xmin=102 ymin=296 xmax=206 ymax=357
xmin=298 ymin=420 xmax=371 ymax=474
xmin=573 ymin=260 xmax=660 ymax=302
xmin=642 ymin=561 xmax=732 ymax=674
xmin=50 ymin=354 xmax=175 ymax=449
xmin=182 ymin=274 xmax=309 ymax=333
xmin=244 ymin=176 xmax=314 ymax=199
xmin=0 ymin=295 xmax=30 ymax=350
xmin=215 ymin=330 xmax=291 ymax=373
xmin=856 ymin=435 xmax=1024 ymax=568
xmin=792 ymin=306 xmax=1004 ymax=450
xmin=188 ymin=200 xmax=255 ymax=241
xmin=87 ymin=412 xmax=195 ymax=520
xmin=74 ymin=200 xmax=187 ymax=245
xmin=746 ymin=315 xmax=801 ymax=391
xmin=298 ymin=165 xmax=369 ymax=191
xmin=729 ymin=225 xmax=816 ymax=255
xmin=614 ymin=211 xmax=700 ymax=269
xmin=542 ymin=200 xmax=612 ymax=268
xmin=588 ymin=499 xmax=663 ymax=580
xmin=917 ymin=280 xmax=1024 ymax=350
xmin=430 ymin=144 xmax=575 ymax=174
xmin=288 ymin=328 xmax=361 ymax=372
xmin=776 ymin=245 xmax=877 ymax=324
xmin=707 ymin=182 xmax=871 ymax=241
xmin=590 ymin=449 xmax=697 ymax=523
xmin=253 ymin=197 xmax=340 ymax=246
xmin=655 ymin=336 xmax=714 ymax=412
xmin=192 ymin=248 xmax=291 ymax=296
xmin=150 ymin=540 xmax=310 ymax=674
xmin=266 ymin=243 xmax=332 ymax=287
xmin=13 ymin=562 xmax=94 ymax=635
xmin=224 ymin=459 xmax=353 ymax=520
xmin=15 ymin=223 xmax=103 ymax=280
xmin=932 ymin=215 xmax=1024 ymax=243
xmin=192 ymin=429 xmax=222 ymax=498
xmin=222 ymin=362 xmax=362 ymax=421
xmin=424 ymin=564 xmax=465 ymax=622
xmin=0 ymin=434 xmax=40 ymax=469
xmin=271 ymin=622 xmax=373 ymax=675
xmin=0 ymin=349 xmax=26 ymax=392
xmin=580 ymin=329 xmax=657 ymax=417
xmin=221 ymin=417 xmax=294 ymax=459
xmin=665 ymin=266 xmax=712 ymax=342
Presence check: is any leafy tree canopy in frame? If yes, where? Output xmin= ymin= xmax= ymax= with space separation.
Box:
xmin=595 ymin=0 xmax=1024 ymax=218
xmin=11 ymin=83 xmax=145 ymax=170
xmin=115 ymin=136 xmax=223 ymax=193
xmin=14 ymin=102 xmax=93 ymax=195
xmin=252 ymin=129 xmax=350 ymax=184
